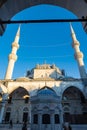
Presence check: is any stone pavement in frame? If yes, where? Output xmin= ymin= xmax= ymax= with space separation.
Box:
xmin=0 ymin=124 xmax=30 ymax=130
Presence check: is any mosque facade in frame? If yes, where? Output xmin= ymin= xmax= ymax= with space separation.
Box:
xmin=0 ymin=25 xmax=87 ymax=130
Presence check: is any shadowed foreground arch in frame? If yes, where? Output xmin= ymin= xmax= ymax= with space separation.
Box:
xmin=0 ymin=0 xmax=87 ymax=35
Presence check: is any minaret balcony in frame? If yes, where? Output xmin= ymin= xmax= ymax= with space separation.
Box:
xmin=74 ymin=52 xmax=83 ymax=59
xmin=72 ymin=41 xmax=80 ymax=47
xmin=9 ymin=53 xmax=17 ymax=61
xmin=12 ymin=42 xmax=19 ymax=49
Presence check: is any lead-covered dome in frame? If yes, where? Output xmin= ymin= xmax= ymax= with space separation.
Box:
xmin=37 ymin=87 xmax=57 ymax=97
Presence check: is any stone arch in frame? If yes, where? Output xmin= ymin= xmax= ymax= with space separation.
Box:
xmin=38 ymin=86 xmax=57 ymax=95
xmin=8 ymin=85 xmax=29 ymax=95
xmin=5 ymin=87 xmax=30 ymax=123
xmin=23 ymin=107 xmax=29 ymax=111
xmin=43 ymin=106 xmax=49 ymax=112
xmin=9 ymin=86 xmax=29 ymax=99
xmin=62 ymin=83 xmax=85 ymax=98
xmin=62 ymin=86 xmax=85 ymax=101
xmin=63 ymin=106 xmax=70 ymax=113
xmin=0 ymin=0 xmax=87 ymax=35
xmin=62 ymin=86 xmax=87 ymax=124
xmin=32 ymin=107 xmax=38 ymax=112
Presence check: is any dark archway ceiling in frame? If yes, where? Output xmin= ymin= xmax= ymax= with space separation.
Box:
xmin=0 ymin=0 xmax=87 ymax=35
xmin=62 ymin=86 xmax=86 ymax=101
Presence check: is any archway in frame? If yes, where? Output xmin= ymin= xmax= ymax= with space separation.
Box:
xmin=4 ymin=87 xmax=30 ymax=123
xmin=0 ymin=0 xmax=87 ymax=35
xmin=62 ymin=86 xmax=87 ymax=124
xmin=0 ymin=5 xmax=86 ymax=77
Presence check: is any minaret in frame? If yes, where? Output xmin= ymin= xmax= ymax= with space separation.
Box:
xmin=70 ymin=24 xmax=87 ymax=79
xmin=5 ymin=26 xmax=20 ymax=79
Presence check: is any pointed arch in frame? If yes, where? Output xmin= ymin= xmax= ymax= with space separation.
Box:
xmin=38 ymin=86 xmax=57 ymax=95
xmin=5 ymin=87 xmax=30 ymax=123
xmin=43 ymin=106 xmax=49 ymax=112
xmin=23 ymin=107 xmax=29 ymax=112
xmin=62 ymin=86 xmax=85 ymax=101
xmin=9 ymin=86 xmax=29 ymax=98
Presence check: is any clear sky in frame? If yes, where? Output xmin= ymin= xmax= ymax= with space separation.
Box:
xmin=0 ymin=4 xmax=87 ymax=79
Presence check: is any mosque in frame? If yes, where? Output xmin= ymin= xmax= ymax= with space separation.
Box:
xmin=0 ymin=24 xmax=87 ymax=130
xmin=0 ymin=1 xmax=87 ymax=130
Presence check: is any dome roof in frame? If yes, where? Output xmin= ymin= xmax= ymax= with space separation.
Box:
xmin=37 ymin=87 xmax=57 ymax=96
xmin=15 ymin=77 xmax=31 ymax=81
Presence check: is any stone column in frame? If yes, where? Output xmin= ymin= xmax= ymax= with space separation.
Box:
xmin=59 ymin=103 xmax=64 ymax=130
xmin=0 ymin=93 xmax=8 ymax=123
xmin=29 ymin=103 xmax=31 ymax=122
xmin=50 ymin=110 xmax=54 ymax=130
xmin=0 ymin=102 xmax=5 ymax=123
xmin=38 ymin=111 xmax=42 ymax=130
xmin=31 ymin=112 xmax=33 ymax=130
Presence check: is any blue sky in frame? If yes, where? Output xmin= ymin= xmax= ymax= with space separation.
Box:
xmin=0 ymin=4 xmax=87 ymax=79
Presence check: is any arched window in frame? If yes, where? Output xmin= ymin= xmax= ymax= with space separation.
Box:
xmin=5 ymin=107 xmax=11 ymax=123
xmin=63 ymin=107 xmax=70 ymax=112
xmin=64 ymin=112 xmax=70 ymax=122
xmin=55 ymin=114 xmax=59 ymax=124
xmin=23 ymin=107 xmax=29 ymax=122
xmin=63 ymin=106 xmax=70 ymax=122
xmin=23 ymin=107 xmax=29 ymax=111
xmin=33 ymin=114 xmax=38 ymax=124
xmin=42 ymin=114 xmax=50 ymax=124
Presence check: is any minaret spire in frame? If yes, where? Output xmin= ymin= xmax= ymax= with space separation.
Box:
xmin=14 ymin=24 xmax=21 ymax=42
xmin=70 ymin=23 xmax=87 ymax=79
xmin=5 ymin=26 xmax=20 ymax=79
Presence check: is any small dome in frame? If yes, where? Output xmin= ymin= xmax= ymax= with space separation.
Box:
xmin=38 ymin=87 xmax=57 ymax=96
xmin=15 ymin=77 xmax=31 ymax=81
